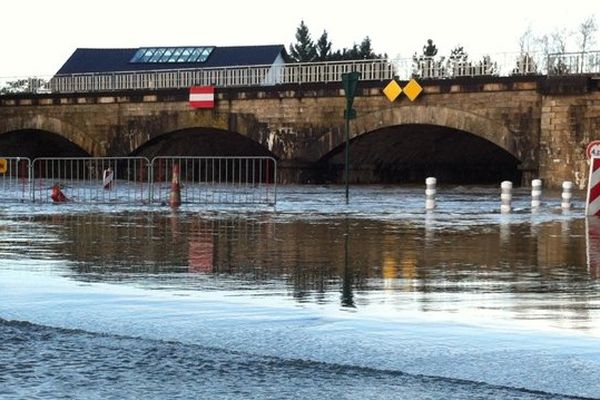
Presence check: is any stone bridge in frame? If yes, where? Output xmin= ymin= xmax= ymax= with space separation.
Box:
xmin=1 ymin=75 xmax=599 ymax=188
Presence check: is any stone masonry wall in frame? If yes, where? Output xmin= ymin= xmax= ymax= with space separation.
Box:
xmin=0 ymin=97 xmax=255 ymax=157
xmin=224 ymin=80 xmax=542 ymax=175
xmin=1 ymin=76 xmax=598 ymax=187
xmin=540 ymin=89 xmax=600 ymax=189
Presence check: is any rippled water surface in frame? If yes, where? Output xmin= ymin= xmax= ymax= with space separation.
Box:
xmin=1 ymin=185 xmax=599 ymax=399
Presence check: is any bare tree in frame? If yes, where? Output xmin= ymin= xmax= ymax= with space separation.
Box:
xmin=577 ymin=15 xmax=597 ymax=53
xmin=519 ymin=26 xmax=535 ymax=54
xmin=514 ymin=26 xmax=538 ymax=74
xmin=519 ymin=17 xmax=599 ymax=75
xmin=550 ymin=28 xmax=570 ymax=53
xmin=541 ymin=29 xmax=572 ymax=74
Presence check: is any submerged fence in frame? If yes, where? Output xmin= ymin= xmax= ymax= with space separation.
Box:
xmin=0 ymin=156 xmax=276 ymax=205
xmin=151 ymin=157 xmax=276 ymax=205
xmin=31 ymin=157 xmax=150 ymax=204
xmin=0 ymin=157 xmax=31 ymax=202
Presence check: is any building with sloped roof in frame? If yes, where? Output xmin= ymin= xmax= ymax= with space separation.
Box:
xmin=50 ymin=44 xmax=288 ymax=91
xmin=56 ymin=45 xmax=286 ymax=75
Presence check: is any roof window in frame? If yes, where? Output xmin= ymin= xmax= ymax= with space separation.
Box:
xmin=130 ymin=47 xmax=214 ymax=63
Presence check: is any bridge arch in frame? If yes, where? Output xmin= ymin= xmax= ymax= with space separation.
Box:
xmin=0 ymin=115 xmax=102 ymax=156
xmin=316 ymin=105 xmax=519 ymax=160
xmin=311 ymin=105 xmax=522 ymax=184
xmin=129 ymin=126 xmax=276 ymax=159
xmin=116 ymin=110 xmax=273 ymax=157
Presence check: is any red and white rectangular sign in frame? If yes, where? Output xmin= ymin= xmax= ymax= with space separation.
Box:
xmin=189 ymin=86 xmax=215 ymax=109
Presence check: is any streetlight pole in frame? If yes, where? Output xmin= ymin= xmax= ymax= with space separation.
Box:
xmin=341 ymin=71 xmax=360 ymax=205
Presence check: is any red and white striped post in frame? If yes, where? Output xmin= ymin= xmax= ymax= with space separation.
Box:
xmin=586 ymin=156 xmax=600 ymax=216
xmin=585 ymin=141 xmax=600 ymax=216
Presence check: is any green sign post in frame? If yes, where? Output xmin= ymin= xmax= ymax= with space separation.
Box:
xmin=341 ymin=71 xmax=360 ymax=204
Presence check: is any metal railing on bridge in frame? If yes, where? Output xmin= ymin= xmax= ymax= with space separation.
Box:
xmin=0 ymin=156 xmax=277 ymax=206
xmin=1 ymin=50 xmax=599 ymax=95
xmin=547 ymin=51 xmax=600 ymax=75
xmin=48 ymin=59 xmax=395 ymax=93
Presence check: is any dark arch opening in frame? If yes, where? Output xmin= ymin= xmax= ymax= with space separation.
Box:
xmin=0 ymin=130 xmax=90 ymax=158
xmin=130 ymin=128 xmax=275 ymax=159
xmin=312 ymin=124 xmax=521 ymax=185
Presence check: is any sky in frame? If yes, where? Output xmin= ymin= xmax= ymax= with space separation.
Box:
xmin=1 ymin=0 xmax=598 ymax=78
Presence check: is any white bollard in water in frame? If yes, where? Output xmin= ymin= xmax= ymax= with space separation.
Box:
xmin=561 ymin=181 xmax=573 ymax=210
xmin=501 ymin=181 xmax=512 ymax=213
xmin=531 ymin=179 xmax=542 ymax=209
xmin=425 ymin=177 xmax=436 ymax=210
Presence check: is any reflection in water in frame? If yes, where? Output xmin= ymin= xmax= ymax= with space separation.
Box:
xmin=341 ymin=221 xmax=353 ymax=308
xmin=587 ymin=217 xmax=600 ymax=279
xmin=6 ymin=212 xmax=600 ymax=331
xmin=499 ymin=215 xmax=511 ymax=247
xmin=188 ymin=227 xmax=214 ymax=273
xmin=382 ymin=255 xmax=397 ymax=290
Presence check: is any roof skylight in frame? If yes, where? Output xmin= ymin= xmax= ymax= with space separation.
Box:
xmin=130 ymin=47 xmax=214 ymax=63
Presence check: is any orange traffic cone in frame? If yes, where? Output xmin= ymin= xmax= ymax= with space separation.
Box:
xmin=51 ymin=184 xmax=67 ymax=203
xmin=169 ymin=164 xmax=181 ymax=208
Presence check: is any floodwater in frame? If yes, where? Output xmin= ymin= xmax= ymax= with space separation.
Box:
xmin=1 ymin=185 xmax=599 ymax=399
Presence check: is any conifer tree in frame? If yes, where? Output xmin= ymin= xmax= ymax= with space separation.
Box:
xmin=288 ymin=21 xmax=385 ymax=62
xmin=358 ymin=37 xmax=375 ymax=59
xmin=316 ymin=30 xmax=332 ymax=61
xmin=423 ymin=39 xmax=438 ymax=57
xmin=288 ymin=20 xmax=317 ymax=62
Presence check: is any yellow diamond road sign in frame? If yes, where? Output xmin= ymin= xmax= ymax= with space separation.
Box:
xmin=383 ymin=80 xmax=402 ymax=102
xmin=403 ymin=79 xmax=423 ymax=101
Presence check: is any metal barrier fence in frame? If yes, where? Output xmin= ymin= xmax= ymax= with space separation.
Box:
xmin=31 ymin=157 xmax=150 ymax=204
xmin=150 ymin=156 xmax=277 ymax=205
xmin=0 ymin=156 xmax=277 ymax=205
xmin=31 ymin=157 xmax=151 ymax=204
xmin=0 ymin=157 xmax=31 ymax=202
